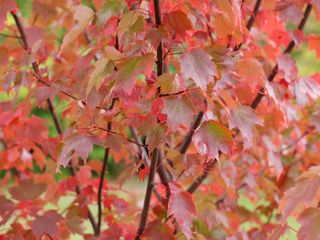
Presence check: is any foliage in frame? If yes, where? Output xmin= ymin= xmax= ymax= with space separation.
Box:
xmin=0 ymin=0 xmax=320 ymax=239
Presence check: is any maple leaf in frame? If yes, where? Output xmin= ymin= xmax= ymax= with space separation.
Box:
xmin=193 ymin=120 xmax=234 ymax=160
xmin=58 ymin=133 xmax=101 ymax=167
xmin=115 ymin=53 xmax=155 ymax=94
xmin=297 ymin=208 xmax=320 ymax=240
xmin=142 ymin=219 xmax=174 ymax=240
xmin=228 ymin=105 xmax=263 ymax=147
xmin=31 ymin=211 xmax=63 ymax=238
xmin=145 ymin=26 xmax=169 ymax=50
xmin=66 ymin=216 xmax=85 ymax=235
xmin=146 ymin=124 xmax=166 ymax=153
xmin=9 ymin=179 xmax=46 ymax=201
xmin=180 ymin=48 xmax=217 ymax=91
xmin=117 ymin=11 xmax=144 ymax=42
xmin=266 ymin=148 xmax=283 ymax=177
xmin=279 ymin=166 xmax=320 ymax=219
xmin=235 ymin=58 xmax=265 ymax=87
xmin=168 ymin=183 xmax=196 ymax=240
xmin=0 ymin=196 xmax=15 ymax=225
xmin=155 ymin=73 xmax=181 ymax=95
xmin=292 ymin=77 xmax=320 ymax=106
xmin=86 ymin=57 xmax=114 ymax=96
xmin=308 ymin=34 xmax=320 ymax=59
xmin=277 ymin=54 xmax=298 ymax=82
xmin=164 ymin=10 xmax=193 ymax=40
xmin=60 ymin=5 xmax=95 ymax=52
xmin=162 ymin=96 xmax=195 ymax=131
xmin=96 ymin=0 xmax=124 ymax=28
xmin=213 ymin=0 xmax=242 ymax=38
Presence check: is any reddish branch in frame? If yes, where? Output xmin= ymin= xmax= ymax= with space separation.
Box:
xmin=185 ymin=3 xmax=313 ymax=194
xmin=11 ymin=11 xmax=98 ymax=235
xmin=135 ymin=149 xmax=159 ymax=239
xmin=96 ymin=98 xmax=117 ymax=235
xmin=97 ymin=121 xmax=112 ymax=235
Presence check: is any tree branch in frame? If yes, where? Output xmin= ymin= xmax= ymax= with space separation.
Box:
xmin=96 ymin=122 xmax=111 ymax=235
xmin=135 ymin=148 xmax=159 ymax=240
xmin=11 ymin=11 xmax=98 ymax=235
xmin=178 ymin=111 xmax=204 ymax=154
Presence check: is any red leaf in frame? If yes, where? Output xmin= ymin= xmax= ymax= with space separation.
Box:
xmin=297 ymin=208 xmax=320 ymax=240
xmin=308 ymin=34 xmax=320 ymax=59
xmin=162 ymin=96 xmax=195 ymax=131
xmin=142 ymin=219 xmax=174 ymax=240
xmin=228 ymin=105 xmax=263 ymax=147
xmin=168 ymin=183 xmax=196 ymax=239
xmin=58 ymin=133 xmax=101 ymax=167
xmin=279 ymin=166 xmax=320 ymax=219
xmin=115 ymin=53 xmax=155 ymax=94
xmin=31 ymin=211 xmax=63 ymax=238
xmin=9 ymin=179 xmax=46 ymax=201
xmin=164 ymin=10 xmax=193 ymax=40
xmin=180 ymin=48 xmax=217 ymax=91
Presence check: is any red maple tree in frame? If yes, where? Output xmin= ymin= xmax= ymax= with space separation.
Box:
xmin=0 ymin=0 xmax=320 ymax=239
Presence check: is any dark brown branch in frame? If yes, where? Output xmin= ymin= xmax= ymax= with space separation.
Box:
xmin=130 ymin=127 xmax=167 ymax=203
xmin=135 ymin=148 xmax=159 ymax=240
xmin=179 ymin=111 xmax=204 ymax=154
xmin=187 ymin=159 xmax=216 ymax=194
xmin=10 ymin=12 xmax=29 ymax=51
xmin=154 ymin=0 xmax=163 ymax=76
xmin=186 ymin=3 xmax=313 ymax=194
xmin=11 ymin=11 xmax=98 ymax=235
xmin=152 ymin=0 xmax=172 ymax=198
xmin=97 ymin=122 xmax=111 ymax=235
